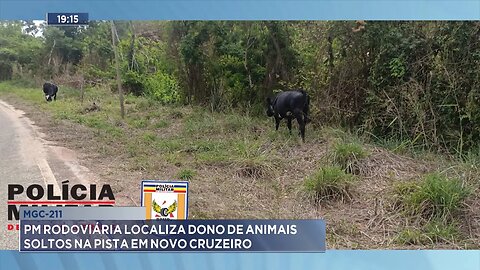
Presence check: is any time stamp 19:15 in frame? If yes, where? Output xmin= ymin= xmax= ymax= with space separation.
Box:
xmin=47 ymin=13 xmax=89 ymax=25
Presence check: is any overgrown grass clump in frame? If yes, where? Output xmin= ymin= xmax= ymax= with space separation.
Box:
xmin=393 ymin=173 xmax=471 ymax=221
xmin=393 ymin=173 xmax=471 ymax=245
xmin=177 ymin=168 xmax=196 ymax=181
xmin=330 ymin=142 xmax=368 ymax=174
xmin=304 ymin=166 xmax=356 ymax=203
xmin=395 ymin=221 xmax=460 ymax=245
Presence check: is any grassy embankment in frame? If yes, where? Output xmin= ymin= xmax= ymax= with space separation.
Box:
xmin=0 ymin=81 xmax=478 ymax=249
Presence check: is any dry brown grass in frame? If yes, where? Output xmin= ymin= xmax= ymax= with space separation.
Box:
xmin=1 ymin=90 xmax=479 ymax=250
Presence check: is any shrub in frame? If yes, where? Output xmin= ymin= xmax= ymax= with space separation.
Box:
xmin=122 ymin=70 xmax=145 ymax=96
xmin=145 ymin=72 xmax=180 ymax=104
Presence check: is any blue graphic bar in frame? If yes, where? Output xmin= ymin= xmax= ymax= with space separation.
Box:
xmin=0 ymin=1 xmax=479 ymax=20
xmin=19 ymin=207 xmax=145 ymax=220
xmin=20 ymin=219 xmax=326 ymax=252
xmin=46 ymin=13 xmax=89 ymax=25
xmin=2 ymin=250 xmax=479 ymax=270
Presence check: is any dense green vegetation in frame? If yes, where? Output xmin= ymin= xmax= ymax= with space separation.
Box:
xmin=2 ymin=21 xmax=480 ymax=156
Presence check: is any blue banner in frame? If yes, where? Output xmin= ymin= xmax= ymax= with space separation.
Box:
xmin=2 ymin=250 xmax=479 ymax=270
xmin=0 ymin=1 xmax=479 ymax=20
xmin=46 ymin=13 xmax=89 ymax=25
xmin=20 ymin=219 xmax=326 ymax=252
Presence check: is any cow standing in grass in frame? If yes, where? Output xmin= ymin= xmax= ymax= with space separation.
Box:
xmin=266 ymin=89 xmax=311 ymax=142
xmin=43 ymin=82 xmax=58 ymax=102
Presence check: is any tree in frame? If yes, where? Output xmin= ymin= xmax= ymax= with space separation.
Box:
xmin=111 ymin=21 xmax=125 ymax=119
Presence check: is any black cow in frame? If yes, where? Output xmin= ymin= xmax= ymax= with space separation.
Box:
xmin=266 ymin=90 xmax=311 ymax=142
xmin=43 ymin=82 xmax=58 ymax=102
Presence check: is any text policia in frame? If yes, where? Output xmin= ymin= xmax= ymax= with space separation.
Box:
xmin=7 ymin=181 xmax=115 ymax=231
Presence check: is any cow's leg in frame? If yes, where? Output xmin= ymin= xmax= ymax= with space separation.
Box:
xmin=275 ymin=116 xmax=281 ymax=131
xmin=287 ymin=117 xmax=293 ymax=134
xmin=294 ymin=109 xmax=306 ymax=142
xmin=53 ymin=94 xmax=56 ymax=101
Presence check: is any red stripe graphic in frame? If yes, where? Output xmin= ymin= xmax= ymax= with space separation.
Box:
xmin=7 ymin=201 xmax=115 ymax=205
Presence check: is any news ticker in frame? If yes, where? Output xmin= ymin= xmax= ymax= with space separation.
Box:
xmin=19 ymin=207 xmax=326 ymax=252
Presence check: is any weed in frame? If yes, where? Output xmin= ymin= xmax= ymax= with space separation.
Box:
xmin=396 ymin=228 xmax=427 ymax=245
xmin=393 ymin=173 xmax=471 ymax=221
xmin=396 ymin=221 xmax=460 ymax=245
xmin=169 ymin=110 xmax=184 ymax=119
xmin=153 ymin=120 xmax=169 ymax=129
xmin=424 ymin=221 xmax=459 ymax=243
xmin=223 ymin=114 xmax=251 ymax=133
xmin=304 ymin=166 xmax=356 ymax=203
xmin=129 ymin=118 xmax=148 ymax=128
xmin=142 ymin=131 xmax=157 ymax=142
xmin=177 ymin=169 xmax=196 ymax=181
xmin=331 ymin=142 xmax=368 ymax=174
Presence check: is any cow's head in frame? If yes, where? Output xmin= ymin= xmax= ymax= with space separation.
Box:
xmin=266 ymin=97 xmax=275 ymax=117
xmin=45 ymin=94 xmax=53 ymax=102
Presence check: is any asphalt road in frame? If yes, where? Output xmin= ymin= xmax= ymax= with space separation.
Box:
xmin=0 ymin=100 xmax=97 ymax=250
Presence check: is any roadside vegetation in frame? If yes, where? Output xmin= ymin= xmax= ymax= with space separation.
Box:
xmin=1 ymin=81 xmax=478 ymax=249
xmin=0 ymin=20 xmax=479 ymax=249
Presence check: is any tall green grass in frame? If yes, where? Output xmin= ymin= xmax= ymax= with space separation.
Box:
xmin=394 ymin=173 xmax=471 ymax=221
xmin=177 ymin=168 xmax=196 ymax=181
xmin=330 ymin=142 xmax=368 ymax=174
xmin=395 ymin=221 xmax=460 ymax=245
xmin=304 ymin=166 xmax=356 ymax=203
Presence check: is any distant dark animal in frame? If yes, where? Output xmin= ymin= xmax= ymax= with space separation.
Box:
xmin=43 ymin=82 xmax=58 ymax=102
xmin=266 ymin=90 xmax=311 ymax=142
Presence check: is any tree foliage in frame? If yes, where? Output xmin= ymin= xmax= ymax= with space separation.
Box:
xmin=1 ymin=20 xmax=480 ymax=154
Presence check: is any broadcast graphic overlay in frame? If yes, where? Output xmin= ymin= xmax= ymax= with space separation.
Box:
xmin=141 ymin=181 xmax=189 ymax=220
xmin=1 ymin=0 xmax=480 ymax=269
xmin=5 ymin=182 xmax=116 ymax=249
xmin=19 ymin=208 xmax=326 ymax=252
xmin=19 ymin=182 xmax=324 ymax=252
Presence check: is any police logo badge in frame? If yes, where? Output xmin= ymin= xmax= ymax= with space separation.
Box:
xmin=141 ymin=180 xmax=189 ymax=220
